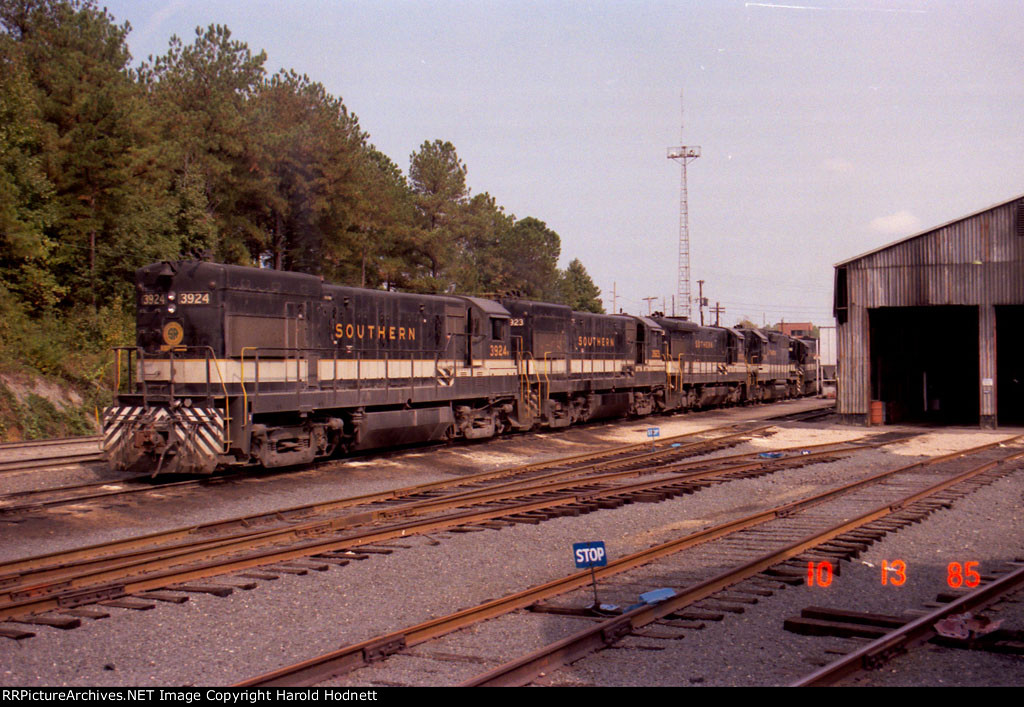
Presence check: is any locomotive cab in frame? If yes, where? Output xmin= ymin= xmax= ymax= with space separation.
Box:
xmin=458 ymin=296 xmax=512 ymax=366
xmin=629 ymin=316 xmax=665 ymax=364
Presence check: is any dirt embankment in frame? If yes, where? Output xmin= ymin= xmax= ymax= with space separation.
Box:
xmin=0 ymin=369 xmax=98 ymax=442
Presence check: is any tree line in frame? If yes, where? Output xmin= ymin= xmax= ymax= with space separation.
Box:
xmin=0 ymin=0 xmax=604 ymax=320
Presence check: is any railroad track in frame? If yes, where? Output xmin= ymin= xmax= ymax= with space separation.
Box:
xmin=0 ymin=402 xmax=836 ymax=509
xmin=0 ymin=436 xmax=103 ymax=474
xmin=225 ymin=435 xmax=1024 ymax=687
xmin=0 ymin=416 xmax=777 ymax=516
xmin=0 ymin=422 xmax=886 ymax=633
xmin=766 ymin=404 xmax=835 ymax=423
xmin=790 ymin=564 xmax=1024 ymax=686
xmin=0 ymin=435 xmax=101 ymax=451
xmin=0 ymin=469 xmax=253 ymax=516
xmin=0 ymin=404 xmax=834 ymax=514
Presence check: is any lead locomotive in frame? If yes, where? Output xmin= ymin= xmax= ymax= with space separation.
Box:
xmin=103 ymin=261 xmax=818 ymax=475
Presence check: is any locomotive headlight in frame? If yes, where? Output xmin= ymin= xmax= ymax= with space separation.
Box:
xmin=167 ymin=291 xmax=176 ymax=302
xmin=167 ymin=304 xmax=177 ymax=314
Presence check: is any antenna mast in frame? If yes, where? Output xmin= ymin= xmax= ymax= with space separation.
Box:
xmin=666 ymin=90 xmax=700 ymax=320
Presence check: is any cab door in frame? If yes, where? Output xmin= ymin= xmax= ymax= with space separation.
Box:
xmin=444 ymin=305 xmax=466 ymax=366
xmin=285 ymin=300 xmax=310 ymax=390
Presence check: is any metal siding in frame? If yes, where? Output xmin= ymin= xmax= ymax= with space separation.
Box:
xmin=979 ymin=305 xmax=996 ymax=419
xmin=845 ymin=201 xmax=1023 ymax=308
xmin=836 ymin=199 xmax=1024 ymax=421
xmin=836 ymin=304 xmax=870 ymax=418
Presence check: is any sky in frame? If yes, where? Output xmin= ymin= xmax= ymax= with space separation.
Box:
xmin=100 ymin=0 xmax=1024 ymax=329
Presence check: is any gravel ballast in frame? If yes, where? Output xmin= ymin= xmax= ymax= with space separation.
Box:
xmin=1 ymin=400 xmax=1021 ymax=687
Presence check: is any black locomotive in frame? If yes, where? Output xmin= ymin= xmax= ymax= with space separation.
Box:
xmin=103 ymin=261 xmax=819 ymax=475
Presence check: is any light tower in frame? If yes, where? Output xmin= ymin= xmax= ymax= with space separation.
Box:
xmin=667 ymin=93 xmax=700 ymax=320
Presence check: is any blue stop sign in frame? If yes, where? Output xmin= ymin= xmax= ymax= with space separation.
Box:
xmin=573 ymin=541 xmax=608 ymax=568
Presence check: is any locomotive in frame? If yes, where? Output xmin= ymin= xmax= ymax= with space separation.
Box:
xmin=102 ymin=261 xmax=818 ymax=475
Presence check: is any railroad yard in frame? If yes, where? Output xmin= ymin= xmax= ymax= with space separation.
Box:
xmin=1 ymin=0 xmax=1020 ymax=693
xmin=0 ymin=398 xmax=1021 ymax=688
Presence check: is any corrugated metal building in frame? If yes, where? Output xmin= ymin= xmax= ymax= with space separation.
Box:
xmin=834 ymin=194 xmax=1024 ymax=428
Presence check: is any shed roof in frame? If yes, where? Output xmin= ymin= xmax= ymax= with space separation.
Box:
xmin=834 ymin=192 xmax=1024 ymax=267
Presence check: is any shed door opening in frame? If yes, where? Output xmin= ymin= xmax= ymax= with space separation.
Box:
xmin=996 ymin=306 xmax=1024 ymax=425
xmin=869 ymin=306 xmax=978 ymax=425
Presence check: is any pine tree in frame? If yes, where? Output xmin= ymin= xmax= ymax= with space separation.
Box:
xmin=407 ymin=139 xmax=468 ymax=291
xmin=559 ymin=258 xmax=604 ymax=313
xmin=2 ymin=0 xmax=174 ymax=307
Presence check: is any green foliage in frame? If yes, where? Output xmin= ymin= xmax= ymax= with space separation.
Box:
xmin=0 ymin=39 xmax=60 ymax=309
xmin=0 ymin=284 xmax=132 ymax=384
xmin=1 ymin=0 xmax=186 ymax=308
xmin=0 ymin=1 xmax=612 ymax=438
xmin=1 ymin=1 xmax=603 ymax=308
xmin=450 ymin=192 xmax=513 ymax=294
xmin=495 ymin=216 xmax=562 ymax=300
xmin=138 ymin=24 xmax=269 ymax=264
xmin=0 ymin=284 xmax=128 ymax=441
xmin=404 ymin=139 xmax=469 ymax=291
xmin=346 ymin=146 xmax=418 ymax=290
xmin=251 ymin=70 xmax=382 ymax=277
xmin=559 ymin=259 xmax=604 ymax=313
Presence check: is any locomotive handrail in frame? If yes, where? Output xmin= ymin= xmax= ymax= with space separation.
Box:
xmin=114 ymin=347 xmax=123 ymax=393
xmin=541 ymin=350 xmax=574 ymax=406
xmin=239 ymin=347 xmax=259 ymax=421
xmin=111 ymin=346 xmax=146 ymax=405
xmin=197 ymin=345 xmax=232 ymax=449
xmin=113 ymin=347 xmax=127 ymax=396
xmin=527 ymin=351 xmax=543 ymax=406
xmin=237 ymin=344 xmax=470 ymax=400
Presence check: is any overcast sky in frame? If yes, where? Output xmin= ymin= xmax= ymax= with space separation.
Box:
xmin=101 ymin=0 xmax=1024 ymax=327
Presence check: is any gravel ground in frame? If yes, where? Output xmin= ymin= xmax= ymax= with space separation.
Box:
xmin=1 ymin=400 xmax=1019 ymax=687
xmin=536 ymin=462 xmax=1024 ymax=687
xmin=0 ymin=463 xmax=125 ymax=498
xmin=0 ymin=399 xmax=829 ymax=563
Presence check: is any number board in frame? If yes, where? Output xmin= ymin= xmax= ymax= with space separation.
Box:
xmin=573 ymin=541 xmax=607 ymax=569
xmin=178 ymin=292 xmax=211 ymax=305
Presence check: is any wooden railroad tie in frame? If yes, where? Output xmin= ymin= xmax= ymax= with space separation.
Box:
xmin=784 ymin=606 xmax=1024 ymax=655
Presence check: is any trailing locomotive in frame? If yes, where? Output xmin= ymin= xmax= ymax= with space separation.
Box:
xmin=102 ymin=261 xmax=818 ymax=475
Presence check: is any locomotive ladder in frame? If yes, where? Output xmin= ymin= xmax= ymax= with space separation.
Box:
xmin=516 ymin=352 xmax=543 ymax=421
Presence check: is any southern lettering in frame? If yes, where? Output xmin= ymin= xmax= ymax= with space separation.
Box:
xmin=577 ymin=335 xmax=614 ymax=348
xmin=335 ymin=323 xmax=417 ymax=342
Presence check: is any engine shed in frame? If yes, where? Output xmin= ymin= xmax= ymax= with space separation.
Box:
xmin=834 ymin=194 xmax=1024 ymax=428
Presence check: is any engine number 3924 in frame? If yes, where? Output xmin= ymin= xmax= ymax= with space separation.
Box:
xmin=179 ymin=292 xmax=211 ymax=305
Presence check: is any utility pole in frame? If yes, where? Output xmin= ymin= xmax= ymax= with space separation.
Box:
xmin=642 ymin=296 xmax=657 ymax=315
xmin=612 ymin=282 xmax=618 ymax=314
xmin=712 ymin=302 xmax=725 ymax=327
xmin=697 ymin=280 xmax=705 ymax=326
xmin=667 ymin=90 xmax=700 ymax=322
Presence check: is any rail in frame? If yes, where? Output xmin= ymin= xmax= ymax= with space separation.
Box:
xmin=231 ymin=435 xmax=1021 ymax=687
